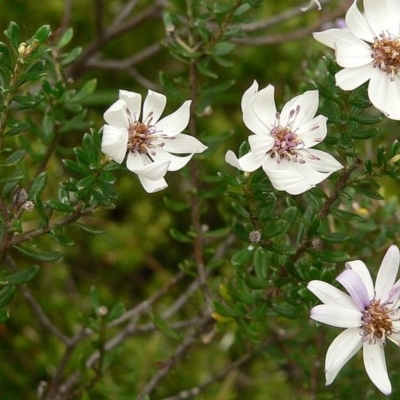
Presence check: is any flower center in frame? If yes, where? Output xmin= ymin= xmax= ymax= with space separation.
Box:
xmin=372 ymin=34 xmax=400 ymax=78
xmin=361 ymin=299 xmax=395 ymax=344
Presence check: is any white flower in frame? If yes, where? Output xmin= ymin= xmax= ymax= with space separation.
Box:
xmin=301 ymin=0 xmax=322 ymax=12
xmin=101 ymin=90 xmax=207 ymax=193
xmin=225 ymin=81 xmax=342 ymax=195
xmin=313 ymin=0 xmax=400 ymax=120
xmin=308 ymin=245 xmax=400 ymax=395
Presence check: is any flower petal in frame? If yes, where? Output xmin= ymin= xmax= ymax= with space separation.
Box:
xmin=143 ymin=90 xmax=166 ymax=124
xmin=156 ymin=100 xmax=191 ymax=137
xmin=335 ymin=64 xmax=374 ymax=90
xmin=101 ymin=125 xmax=128 ymax=163
xmin=138 ymin=175 xmax=168 ymax=193
xmin=336 ymin=269 xmax=370 ymax=309
xmin=297 ymin=115 xmax=328 ymax=148
xmin=325 ymin=328 xmax=363 ymax=385
xmin=225 ymin=150 xmax=262 ymax=172
xmin=375 ymin=245 xmax=400 ymax=302
xmin=301 ymin=149 xmax=343 ymax=174
xmin=241 ymin=80 xmax=258 ymax=112
xmin=310 ymin=304 xmax=362 ymax=328
xmin=151 ymin=148 xmax=194 ymax=171
xmin=345 ymin=260 xmax=374 ymax=300
xmin=103 ymin=99 xmax=129 ymax=128
xmin=119 ymin=90 xmax=142 ymax=119
xmin=364 ymin=0 xmax=400 ymax=38
xmin=335 ymin=38 xmax=373 ymax=68
xmin=313 ymin=28 xmax=360 ymax=51
xmin=251 ymin=84 xmax=277 ymax=129
xmin=307 ymin=280 xmax=359 ymax=310
xmin=126 ymin=152 xmax=170 ymax=180
xmin=363 ymin=342 xmax=391 ymax=395
xmin=368 ymin=70 xmax=400 ymax=120
xmin=248 ymin=134 xmax=274 ymax=158
xmin=345 ymin=0 xmax=375 ymax=42
xmin=161 ymin=133 xmax=207 ymax=154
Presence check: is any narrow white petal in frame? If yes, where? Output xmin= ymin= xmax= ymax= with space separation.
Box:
xmin=242 ymin=102 xmax=271 ymax=136
xmin=301 ymin=149 xmax=343 ymax=174
xmin=119 ymin=90 xmax=142 ymax=119
xmin=143 ymin=90 xmax=166 ymax=123
xmin=388 ymin=329 xmax=400 ymax=346
xmin=335 ymin=64 xmax=374 ymax=90
xmin=156 ymin=101 xmax=191 ymax=137
xmin=325 ymin=328 xmax=363 ymax=384
xmin=310 ymin=304 xmax=362 ymax=328
xmin=248 ymin=134 xmax=274 ymax=158
xmin=297 ymin=115 xmax=328 ymax=148
xmin=101 ymin=125 xmax=128 ymax=164
xmin=375 ymin=245 xmax=400 ymax=302
xmin=161 ymin=133 xmax=207 ymax=154
xmin=345 ymin=260 xmax=374 ymax=300
xmin=277 ymin=159 xmax=331 ymax=186
xmin=368 ymin=71 xmax=400 ymax=120
xmin=138 ymin=175 xmax=168 ymax=193
xmin=313 ymin=28 xmax=358 ymax=50
xmin=151 ymin=148 xmax=193 ymax=171
xmin=308 ymin=280 xmax=359 ymax=310
xmin=103 ymin=99 xmax=129 ymax=128
xmin=335 ymin=39 xmax=373 ymax=68
xmin=251 ymin=84 xmax=277 ymax=128
xmin=336 ymin=269 xmax=370 ymax=310
xmin=363 ymin=343 xmax=391 ymax=395
xmin=225 ymin=150 xmax=262 ymax=172
xmin=364 ymin=0 xmax=399 ymax=37
xmin=388 ymin=279 xmax=400 ymax=307
xmin=345 ymin=0 xmax=375 ymax=42
xmin=241 ymin=80 xmax=259 ymax=112
xmin=126 ymin=152 xmax=170 ymax=180
xmin=280 ymin=90 xmax=319 ymax=130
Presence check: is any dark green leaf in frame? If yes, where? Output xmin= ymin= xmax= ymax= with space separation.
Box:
xmin=74 ymin=222 xmax=105 ymax=234
xmin=33 ymin=25 xmax=51 ymax=43
xmin=14 ymin=245 xmax=62 ymax=262
xmin=262 ymin=219 xmax=286 ymax=238
xmin=273 ymin=302 xmax=302 ymax=319
xmin=231 ymin=248 xmax=253 ymax=267
xmin=169 ymin=228 xmax=192 ymax=243
xmin=57 ymin=28 xmax=73 ymax=49
xmin=0 ymin=286 xmax=15 ymax=308
xmin=47 ymin=200 xmax=74 ymax=212
xmin=350 ymin=114 xmax=383 ymax=124
xmin=152 ymin=313 xmax=180 ymax=340
xmin=106 ymin=302 xmax=125 ymax=322
xmin=2 ymin=265 xmax=40 ymax=285
xmin=163 ymin=196 xmax=189 ymax=211
xmin=213 ymin=300 xmax=244 ymax=317
xmin=28 ymin=172 xmax=47 ymax=199
xmin=4 ymin=22 xmax=19 ymax=50
xmin=350 ymin=128 xmax=379 ymax=140
xmin=1 ymin=150 xmax=26 ymax=166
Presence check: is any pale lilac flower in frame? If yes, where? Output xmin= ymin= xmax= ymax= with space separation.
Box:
xmin=313 ymin=0 xmax=400 ymax=120
xmin=225 ymin=81 xmax=342 ymax=195
xmin=308 ymin=245 xmax=400 ymax=395
xmin=101 ymin=90 xmax=207 ymax=193
xmin=301 ymin=0 xmax=322 ymax=12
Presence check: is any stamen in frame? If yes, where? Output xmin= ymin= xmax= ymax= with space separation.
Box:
xmin=372 ymin=33 xmax=400 ymax=79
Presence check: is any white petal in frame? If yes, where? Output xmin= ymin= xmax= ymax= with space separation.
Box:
xmin=143 ymin=90 xmax=166 ymax=123
xmin=388 ymin=329 xmax=400 ymax=346
xmin=301 ymin=149 xmax=343 ymax=174
xmin=161 ymin=133 xmax=207 ymax=154
xmin=138 ymin=175 xmax=168 ymax=193
xmin=313 ymin=28 xmax=358 ymax=50
xmin=241 ymin=80 xmax=259 ymax=112
xmin=225 ymin=150 xmax=262 ymax=172
xmin=310 ymin=304 xmax=362 ymax=328
xmin=345 ymin=0 xmax=375 ymax=42
xmin=375 ymin=245 xmax=400 ymax=302
xmin=345 ymin=260 xmax=374 ymax=300
xmin=363 ymin=342 xmax=391 ymax=395
xmin=325 ymin=328 xmax=363 ymax=384
xmin=335 ymin=64 xmax=374 ymax=90
xmin=297 ymin=115 xmax=328 ymax=148
xmin=126 ymin=152 xmax=170 ymax=180
xmin=248 ymin=134 xmax=274 ymax=158
xmin=151 ymin=148 xmax=193 ymax=171
xmin=103 ymin=99 xmax=129 ymax=128
xmin=101 ymin=125 xmax=128 ymax=163
xmin=307 ymin=280 xmax=359 ymax=310
xmin=251 ymin=84 xmax=277 ymax=128
xmin=277 ymin=159 xmax=331 ymax=186
xmin=388 ymin=279 xmax=400 ymax=307
xmin=119 ymin=90 xmax=142 ymax=119
xmin=364 ymin=0 xmax=400 ymax=37
xmin=368 ymin=70 xmax=400 ymax=120
xmin=336 ymin=269 xmax=370 ymax=310
xmin=335 ymin=39 xmax=373 ymax=68
xmin=280 ymin=90 xmax=319 ymax=130
xmin=156 ymin=100 xmax=191 ymax=137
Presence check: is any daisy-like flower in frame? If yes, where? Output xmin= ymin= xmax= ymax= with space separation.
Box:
xmin=101 ymin=90 xmax=207 ymax=193
xmin=308 ymin=245 xmax=400 ymax=395
xmin=225 ymin=81 xmax=342 ymax=195
xmin=313 ymin=0 xmax=400 ymax=120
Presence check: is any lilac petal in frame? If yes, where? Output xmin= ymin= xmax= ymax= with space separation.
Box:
xmin=126 ymin=152 xmax=170 ymax=180
xmin=310 ymin=304 xmax=361 ymax=328
xmin=301 ymin=149 xmax=343 ymax=174
xmin=248 ymin=134 xmax=274 ymax=158
xmin=151 ymin=148 xmax=193 ymax=171
xmin=336 ymin=269 xmax=370 ymax=310
xmin=307 ymin=280 xmax=359 ymax=310
xmin=297 ymin=114 xmax=328 ymax=148
xmin=156 ymin=101 xmax=191 ymax=137
xmin=335 ymin=64 xmax=374 ymax=90
xmin=368 ymin=70 xmax=400 ymax=120
xmin=345 ymin=0 xmax=375 ymax=42
xmin=103 ymin=99 xmax=129 ymax=128
xmin=280 ymin=90 xmax=319 ymax=130
xmin=325 ymin=328 xmax=363 ymax=385
xmin=101 ymin=125 xmax=128 ymax=164
xmin=161 ymin=133 xmax=207 ymax=154
xmin=345 ymin=260 xmax=374 ymax=300
xmin=143 ymin=90 xmax=166 ymax=124
xmin=225 ymin=150 xmax=262 ymax=172
xmin=119 ymin=90 xmax=142 ymax=119
xmin=138 ymin=175 xmax=168 ymax=193
xmin=375 ymin=245 xmax=400 ymax=303
xmin=251 ymin=84 xmax=277 ymax=128
xmin=364 ymin=0 xmax=399 ymax=38
xmin=363 ymin=342 xmax=391 ymax=395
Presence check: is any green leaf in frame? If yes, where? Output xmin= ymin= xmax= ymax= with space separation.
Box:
xmin=47 ymin=200 xmax=74 ymax=212
xmin=152 ymin=313 xmax=180 ymax=340
xmin=0 ymin=286 xmax=16 ymax=308
xmin=70 ymin=79 xmax=97 ymax=103
xmin=318 ymin=232 xmax=350 ymax=243
xmin=213 ymin=300 xmax=244 ymax=317
xmin=314 ymin=249 xmax=350 ymax=263
xmin=169 ymin=228 xmax=192 ymax=243
xmin=61 ymin=47 xmax=82 ymax=66
xmin=28 ymin=171 xmax=47 ymax=199
xmin=63 ymin=159 xmax=89 ymax=176
xmin=106 ymin=302 xmax=125 ymax=322
xmin=1 ymin=150 xmax=26 ymax=166
xmin=90 ymin=286 xmax=100 ymax=312
xmin=33 ymin=25 xmax=51 ymax=43
xmin=211 ymin=42 xmax=235 ymax=56
xmin=231 ymin=248 xmax=253 ymax=267
xmin=231 ymin=201 xmax=249 ymax=218
xmin=350 ymin=128 xmax=379 ymax=140
xmin=273 ymin=302 xmax=302 ymax=319
xmin=0 ymin=308 xmax=10 ymax=322
xmin=262 ymin=219 xmax=286 ymax=238
xmin=163 ymin=196 xmax=189 ymax=211
xmin=5 ymin=120 xmax=30 ymax=137
xmin=14 ymin=245 xmax=62 ymax=262
xmin=57 ymin=28 xmax=74 ymax=49
xmin=234 ymin=3 xmax=251 ymax=16
xmin=4 ymin=22 xmax=19 ymax=50
xmin=0 ymin=42 xmax=11 ymax=67
xmin=331 ymin=208 xmax=365 ymax=222
xmin=2 ymin=265 xmax=40 ymax=285
xmin=350 ymin=114 xmax=383 ymax=124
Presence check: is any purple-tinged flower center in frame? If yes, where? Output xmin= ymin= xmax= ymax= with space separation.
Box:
xmin=126 ymin=109 xmax=170 ymax=156
xmin=361 ymin=299 xmax=395 ymax=344
xmin=372 ymin=34 xmax=400 ymax=79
